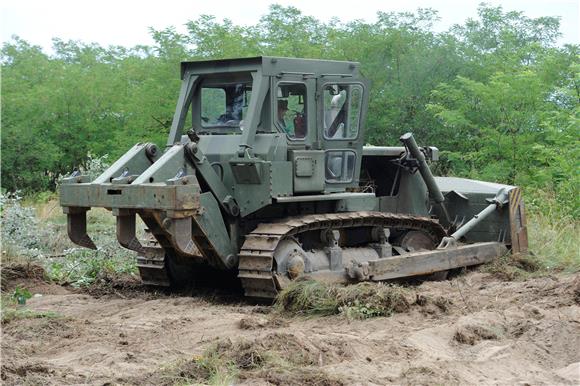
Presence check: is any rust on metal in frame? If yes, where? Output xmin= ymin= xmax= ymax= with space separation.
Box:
xmin=509 ymin=188 xmax=528 ymax=254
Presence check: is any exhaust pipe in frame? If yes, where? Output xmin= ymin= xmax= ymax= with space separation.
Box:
xmin=400 ymin=132 xmax=450 ymax=223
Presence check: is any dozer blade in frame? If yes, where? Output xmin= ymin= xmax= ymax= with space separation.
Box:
xmin=63 ymin=207 xmax=97 ymax=250
xmin=368 ymin=241 xmax=507 ymax=281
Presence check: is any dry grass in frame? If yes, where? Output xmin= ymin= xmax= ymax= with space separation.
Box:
xmin=275 ymin=280 xmax=411 ymax=318
xmin=482 ymin=252 xmax=541 ymax=281
xmin=482 ymin=211 xmax=579 ymax=281
xmin=142 ymin=333 xmax=345 ymax=386
xmin=453 ymin=323 xmax=504 ymax=345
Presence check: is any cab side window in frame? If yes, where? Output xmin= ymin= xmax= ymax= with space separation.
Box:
xmin=323 ymin=84 xmax=363 ymax=140
xmin=326 ymin=150 xmax=356 ymax=183
xmin=276 ymin=83 xmax=307 ymax=139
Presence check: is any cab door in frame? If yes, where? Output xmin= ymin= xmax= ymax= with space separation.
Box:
xmin=273 ymin=75 xmax=324 ymax=194
xmin=317 ymin=78 xmax=369 ymax=193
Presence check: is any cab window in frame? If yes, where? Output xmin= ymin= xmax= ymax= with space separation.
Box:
xmin=276 ymin=83 xmax=307 ymax=139
xmin=326 ymin=150 xmax=356 ymax=183
xmin=201 ymin=82 xmax=252 ymax=129
xmin=323 ymin=84 xmax=363 ymax=140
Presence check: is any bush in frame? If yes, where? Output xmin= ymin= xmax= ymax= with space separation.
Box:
xmin=1 ymin=189 xmax=139 ymax=287
xmin=0 ymin=191 xmax=48 ymax=260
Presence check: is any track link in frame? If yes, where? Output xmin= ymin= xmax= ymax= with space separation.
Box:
xmin=238 ymin=211 xmax=446 ymax=299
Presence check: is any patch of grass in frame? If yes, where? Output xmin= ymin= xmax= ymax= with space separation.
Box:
xmin=45 ymin=248 xmax=138 ymax=287
xmin=483 ymin=211 xmax=579 ymax=280
xmin=160 ymin=345 xmax=238 ymax=386
xmin=1 ymin=308 xmax=61 ymax=324
xmin=275 ymin=280 xmax=410 ymax=318
xmin=482 ymin=252 xmax=541 ymax=281
xmin=1 ymin=293 xmax=61 ymax=324
xmin=527 ymin=211 xmax=579 ymax=273
xmin=147 ymin=334 xmax=344 ymax=386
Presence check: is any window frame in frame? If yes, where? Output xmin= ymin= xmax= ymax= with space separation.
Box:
xmin=274 ymin=80 xmax=308 ymax=142
xmin=195 ymin=77 xmax=253 ymax=133
xmin=324 ymin=149 xmax=357 ymax=184
xmin=320 ymin=82 xmax=365 ymax=142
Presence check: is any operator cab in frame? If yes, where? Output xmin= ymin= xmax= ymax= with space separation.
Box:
xmin=170 ymin=56 xmax=369 ymax=196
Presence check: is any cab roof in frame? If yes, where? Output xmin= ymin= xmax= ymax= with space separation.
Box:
xmin=180 ymin=56 xmax=361 ymax=79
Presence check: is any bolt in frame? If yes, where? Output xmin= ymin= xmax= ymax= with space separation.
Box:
xmin=145 ymin=143 xmax=158 ymax=158
xmin=187 ymin=142 xmax=198 ymax=154
xmin=226 ymin=254 xmax=238 ymax=268
xmin=162 ymin=218 xmax=172 ymax=230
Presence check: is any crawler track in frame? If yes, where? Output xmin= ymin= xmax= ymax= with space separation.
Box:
xmin=238 ymin=211 xmax=446 ymax=298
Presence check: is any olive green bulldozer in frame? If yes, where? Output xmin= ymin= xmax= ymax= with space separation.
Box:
xmin=60 ymin=57 xmax=528 ymax=298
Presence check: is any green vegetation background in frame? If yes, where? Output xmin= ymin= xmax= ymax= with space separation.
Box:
xmin=1 ymin=4 xmax=578 ymax=218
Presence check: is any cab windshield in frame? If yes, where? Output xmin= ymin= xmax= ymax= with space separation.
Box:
xmin=200 ymin=82 xmax=252 ymax=131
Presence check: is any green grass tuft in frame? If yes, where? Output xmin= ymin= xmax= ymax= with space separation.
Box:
xmin=528 ymin=212 xmax=579 ymax=273
xmin=1 ymin=308 xmax=61 ymax=324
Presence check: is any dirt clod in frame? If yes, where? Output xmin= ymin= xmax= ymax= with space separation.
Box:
xmin=1 ymin=263 xmax=50 ymax=292
xmin=238 ymin=316 xmax=289 ymax=330
xmin=453 ymin=323 xmax=503 ymax=345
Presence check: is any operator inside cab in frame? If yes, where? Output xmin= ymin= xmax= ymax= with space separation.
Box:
xmin=276 ymin=85 xmax=306 ymax=139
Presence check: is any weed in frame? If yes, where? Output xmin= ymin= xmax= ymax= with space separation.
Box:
xmin=1 ymin=191 xmax=140 ymax=288
xmin=12 ymin=286 xmax=32 ymax=304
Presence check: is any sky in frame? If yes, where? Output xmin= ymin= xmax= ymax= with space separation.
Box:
xmin=1 ymin=0 xmax=578 ymax=52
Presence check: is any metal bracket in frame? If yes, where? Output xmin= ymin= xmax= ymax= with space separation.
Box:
xmin=322 ymin=229 xmax=342 ymax=271
xmin=370 ymin=227 xmax=392 ymax=258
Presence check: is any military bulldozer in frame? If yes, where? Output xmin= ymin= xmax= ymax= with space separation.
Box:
xmin=60 ymin=57 xmax=528 ymax=298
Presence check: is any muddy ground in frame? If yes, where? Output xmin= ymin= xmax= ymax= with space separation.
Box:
xmin=1 ymin=267 xmax=579 ymax=386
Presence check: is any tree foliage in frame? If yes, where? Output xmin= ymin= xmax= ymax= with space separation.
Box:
xmin=1 ymin=4 xmax=578 ymax=216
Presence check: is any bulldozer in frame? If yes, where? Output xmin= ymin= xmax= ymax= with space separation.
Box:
xmin=60 ymin=56 xmax=528 ymax=298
